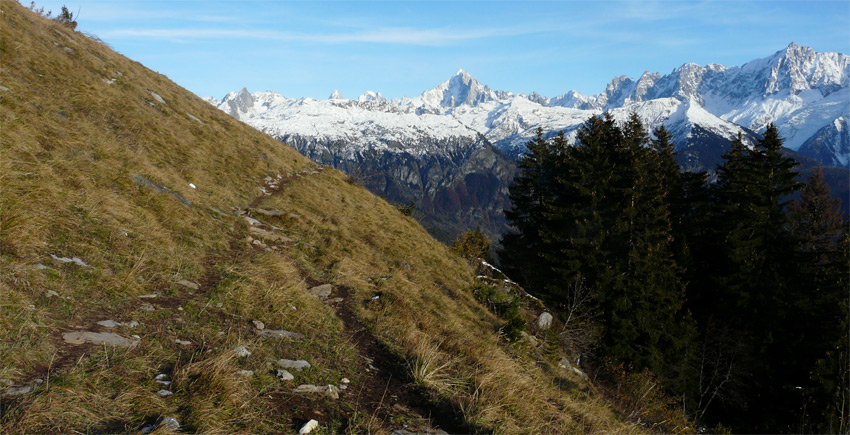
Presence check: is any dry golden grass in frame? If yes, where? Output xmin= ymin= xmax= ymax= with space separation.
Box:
xmin=0 ymin=1 xmax=640 ymax=433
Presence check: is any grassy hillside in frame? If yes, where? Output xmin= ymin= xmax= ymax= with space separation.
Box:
xmin=0 ymin=2 xmax=640 ymax=433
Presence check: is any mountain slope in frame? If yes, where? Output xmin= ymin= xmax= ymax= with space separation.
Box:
xmin=0 ymin=2 xmax=635 ymax=433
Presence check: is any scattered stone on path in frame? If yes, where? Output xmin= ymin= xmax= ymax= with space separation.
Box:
xmin=176 ymin=279 xmax=199 ymax=290
xmin=243 ymin=215 xmax=262 ymax=226
xmin=97 ymin=319 xmax=139 ymax=328
xmin=157 ymin=389 xmax=173 ymax=396
xmin=257 ymin=329 xmax=303 ymax=339
xmin=174 ymin=339 xmax=192 ymax=345
xmin=142 ymin=416 xmax=180 ymax=434
xmin=237 ymin=370 xmax=254 ymax=377
xmin=2 ymin=385 xmax=34 ymax=396
xmin=149 ymin=91 xmax=165 ymax=104
xmin=309 ymin=284 xmax=333 ymax=299
xmin=299 ymin=419 xmax=319 ymax=434
xmin=132 ymin=174 xmax=191 ymax=207
xmin=294 ymin=384 xmax=339 ymax=400
xmin=252 ymin=208 xmax=285 ymax=217
xmin=538 ymin=312 xmax=553 ymax=330
xmin=50 ymin=254 xmax=89 ymax=267
xmin=233 ymin=346 xmax=251 ymax=357
xmin=277 ymin=359 xmax=311 ymax=371
xmin=276 ymin=369 xmax=294 ymax=381
xmin=63 ymin=331 xmax=138 ymax=347
xmin=186 ymin=113 xmax=204 ymax=124
xmin=248 ymin=226 xmax=292 ymax=243
xmin=252 ymin=320 xmax=265 ymax=330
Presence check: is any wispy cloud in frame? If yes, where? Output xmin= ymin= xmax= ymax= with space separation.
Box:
xmin=98 ymin=25 xmax=551 ymax=46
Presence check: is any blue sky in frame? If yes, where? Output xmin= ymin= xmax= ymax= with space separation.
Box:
xmin=32 ymin=0 xmax=849 ymax=100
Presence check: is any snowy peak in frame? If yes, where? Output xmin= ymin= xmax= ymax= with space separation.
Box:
xmin=420 ymin=69 xmax=507 ymax=108
xmin=329 ymin=89 xmax=344 ymax=100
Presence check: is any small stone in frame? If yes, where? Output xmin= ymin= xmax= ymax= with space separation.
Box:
xmin=339 ymin=384 xmax=348 ymax=390
xmin=252 ymin=320 xmax=265 ymax=330
xmin=341 ymin=377 xmax=350 ymax=384
xmin=46 ymin=290 xmax=59 ymax=298
xmin=276 ymin=369 xmax=294 ymax=381
xmin=326 ymin=297 xmax=344 ymax=304
xmin=33 ymin=379 xmax=43 ymax=385
xmin=287 ymin=303 xmax=297 ymax=311
xmin=156 ymin=380 xmax=171 ymax=386
xmin=63 ymin=331 xmax=138 ymax=347
xmin=35 ymin=263 xmax=48 ymax=270
xmin=189 ymin=183 xmax=196 ymax=189
xmin=257 ymin=329 xmax=303 ymax=339
xmin=141 ymin=303 xmax=156 ymax=311
xmin=233 ymin=346 xmax=251 ymax=357
xmin=157 ymin=389 xmax=173 ymax=396
xmin=0 ymin=85 xmax=9 ymax=92
xmin=294 ymin=384 xmax=339 ymax=399
xmin=0 ymin=379 xmax=12 ymax=386
xmin=175 ymin=339 xmax=191 ymax=345
xmin=538 ymin=312 xmax=553 ymax=330
xmin=139 ymin=294 xmax=158 ymax=299
xmin=131 ymin=335 xmax=141 ymax=339
xmin=155 ymin=374 xmax=169 ymax=380
xmin=149 ymin=91 xmax=165 ymax=104
xmin=97 ymin=320 xmax=119 ymax=328
xmin=3 ymin=385 xmax=34 ymax=396
xmin=237 ymin=370 xmax=254 ymax=377
xmin=176 ymin=279 xmax=199 ymax=290
xmin=142 ymin=416 xmax=180 ymax=434
xmin=277 ymin=359 xmax=311 ymax=371
xmin=299 ymin=419 xmax=319 ymax=434
xmin=50 ymin=254 xmax=89 ymax=267
xmin=309 ymin=284 xmax=333 ymax=299
xmin=243 ymin=216 xmax=261 ymax=226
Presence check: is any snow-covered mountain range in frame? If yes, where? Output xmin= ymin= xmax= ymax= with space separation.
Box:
xmin=209 ymin=43 xmax=848 ymax=168
xmin=207 ymin=43 xmax=849 ymax=242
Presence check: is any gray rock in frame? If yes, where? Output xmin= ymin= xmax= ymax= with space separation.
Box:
xmin=538 ymin=312 xmax=553 ymax=330
xmin=132 ymin=174 xmax=191 ymax=207
xmin=299 ymin=419 xmax=319 ymax=434
xmin=252 ymin=320 xmax=265 ymax=330
xmin=237 ymin=370 xmax=254 ymax=377
xmin=309 ymin=284 xmax=333 ymax=299
xmin=139 ymin=293 xmax=159 ymax=299
xmin=174 ymin=339 xmax=191 ymax=345
xmin=50 ymin=254 xmax=89 ymax=267
xmin=186 ymin=113 xmax=204 ymax=124
xmin=142 ymin=416 xmax=180 ymax=434
xmin=277 ymin=359 xmax=311 ymax=371
xmin=157 ymin=389 xmax=173 ymax=396
xmin=155 ymin=374 xmax=168 ymax=380
xmin=141 ymin=303 xmax=156 ymax=311
xmin=63 ymin=331 xmax=138 ymax=347
xmin=252 ymin=208 xmax=285 ymax=217
xmin=0 ymin=85 xmax=9 ymax=92
xmin=35 ymin=263 xmax=48 ymax=270
xmin=149 ymin=91 xmax=165 ymax=104
xmin=46 ymin=290 xmax=59 ymax=298
xmin=294 ymin=384 xmax=339 ymax=399
xmin=3 ymin=385 xmax=34 ymax=396
xmin=156 ymin=380 xmax=171 ymax=386
xmin=176 ymin=279 xmax=199 ymax=290
xmin=233 ymin=346 xmax=251 ymax=357
xmin=257 ymin=329 xmax=303 ymax=339
xmin=276 ymin=369 xmax=294 ymax=381
xmin=248 ymin=226 xmax=292 ymax=242
xmin=97 ymin=319 xmax=139 ymax=328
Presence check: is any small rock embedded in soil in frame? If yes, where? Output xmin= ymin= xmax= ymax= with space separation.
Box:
xmin=139 ymin=293 xmax=159 ymax=299
xmin=46 ymin=290 xmax=59 ymax=298
xmin=157 ymin=389 xmax=173 ymax=396
xmin=294 ymin=384 xmax=339 ymax=400
xmin=257 ymin=329 xmax=303 ymax=339
xmin=233 ymin=346 xmax=251 ymax=357
xmin=237 ymin=370 xmax=254 ymax=377
xmin=155 ymin=374 xmax=169 ymax=380
xmin=50 ymin=254 xmax=89 ymax=267
xmin=63 ymin=331 xmax=138 ymax=347
xmin=277 ymin=359 xmax=311 ymax=371
xmin=276 ymin=369 xmax=294 ymax=381
xmin=174 ymin=339 xmax=192 ymax=345
xmin=341 ymin=377 xmax=350 ymax=384
xmin=299 ymin=419 xmax=319 ymax=434
xmin=2 ymin=385 xmax=34 ymax=396
xmin=538 ymin=312 xmax=553 ymax=330
xmin=252 ymin=319 xmax=265 ymax=330
xmin=309 ymin=284 xmax=333 ymax=299
xmin=176 ymin=279 xmax=199 ymax=290
xmin=142 ymin=416 xmax=180 ymax=434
